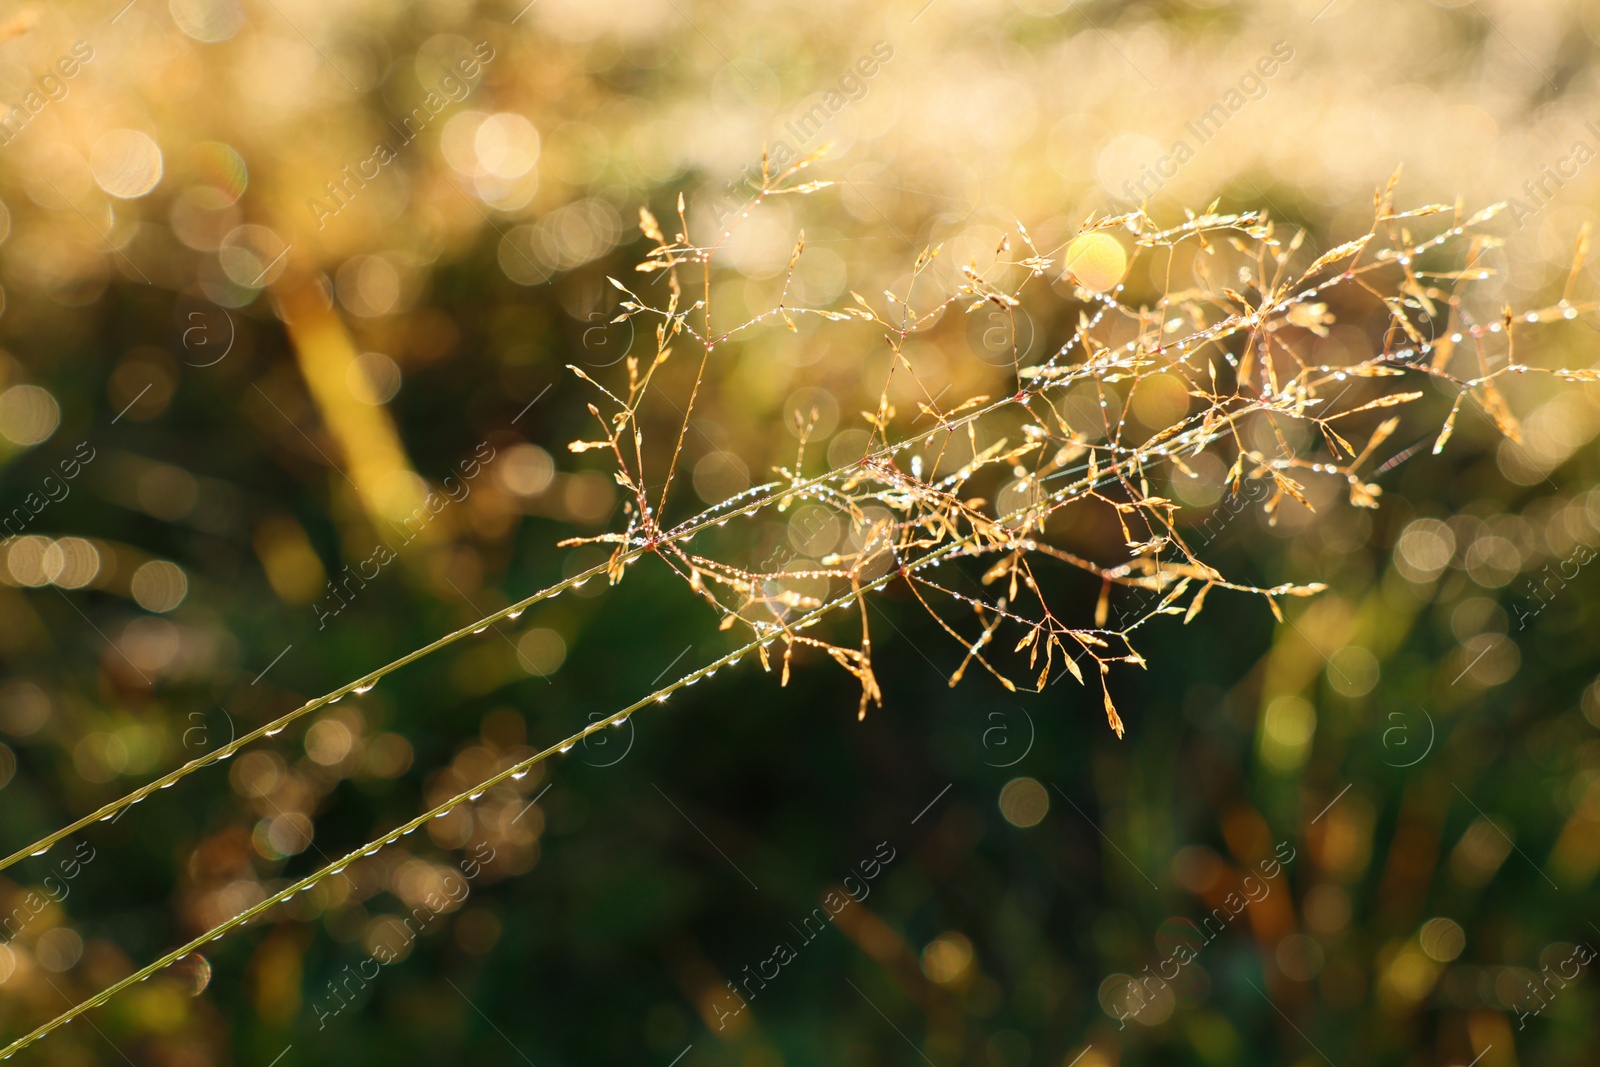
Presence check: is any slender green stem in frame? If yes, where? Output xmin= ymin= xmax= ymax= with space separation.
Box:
xmin=1 ymin=207 xmax=1316 ymax=876
xmin=1 ymin=208 xmax=1457 ymax=1055
xmin=0 ymin=431 xmax=1191 ymax=1060
xmin=0 ymin=336 xmax=1133 ymax=877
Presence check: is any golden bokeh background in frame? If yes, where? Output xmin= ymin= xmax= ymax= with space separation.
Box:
xmin=0 ymin=0 xmax=1598 ymax=1064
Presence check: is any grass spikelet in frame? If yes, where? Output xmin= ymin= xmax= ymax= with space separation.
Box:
xmin=5 ymin=163 xmax=1599 ymax=1059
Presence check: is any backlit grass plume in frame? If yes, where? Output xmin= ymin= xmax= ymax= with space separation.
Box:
xmin=4 ymin=159 xmax=1598 ymax=1058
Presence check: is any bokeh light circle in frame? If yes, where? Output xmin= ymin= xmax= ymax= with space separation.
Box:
xmin=1420 ymin=917 xmax=1466 ymax=962
xmin=347 ymin=352 xmax=402 ymax=405
xmin=0 ymin=385 xmax=60 ymax=445
xmin=170 ymin=0 xmax=244 ymax=42
xmin=1062 ymin=233 xmax=1127 ymax=292
xmin=90 ymin=130 xmax=164 ymax=199
xmin=219 ymin=224 xmax=289 ymax=289
xmin=999 ymin=777 xmax=1049 ymax=827
xmin=131 ymin=560 xmax=189 ymax=612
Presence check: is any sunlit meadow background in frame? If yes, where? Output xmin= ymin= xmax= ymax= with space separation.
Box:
xmin=1 ymin=0 xmax=1599 ymax=1064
